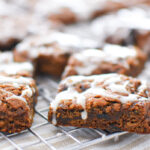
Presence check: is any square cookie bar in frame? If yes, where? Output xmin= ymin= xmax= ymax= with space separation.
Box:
xmin=0 ymin=75 xmax=38 ymax=133
xmin=0 ymin=4 xmax=58 ymax=51
xmin=0 ymin=51 xmax=14 ymax=63
xmin=14 ymin=31 xmax=98 ymax=76
xmin=48 ymin=73 xmax=150 ymax=134
xmin=91 ymin=6 xmax=150 ymax=54
xmin=0 ymin=62 xmax=34 ymax=77
xmin=0 ymin=15 xmax=31 ymax=50
xmin=62 ymin=44 xmax=146 ymax=78
xmin=0 ymin=51 xmax=34 ymax=77
xmin=35 ymin=0 xmax=149 ymax=24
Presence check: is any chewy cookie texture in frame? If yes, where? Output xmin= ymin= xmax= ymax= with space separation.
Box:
xmin=48 ymin=74 xmax=150 ymax=134
xmin=0 ymin=75 xmax=37 ymax=133
xmin=14 ymin=31 xmax=98 ymax=76
xmin=62 ymin=44 xmax=146 ymax=78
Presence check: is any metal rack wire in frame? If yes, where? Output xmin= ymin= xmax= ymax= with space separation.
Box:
xmin=0 ymin=75 xmax=128 ymax=150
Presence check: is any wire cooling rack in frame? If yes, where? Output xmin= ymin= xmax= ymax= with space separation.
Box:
xmin=0 ymin=75 xmax=130 ymax=150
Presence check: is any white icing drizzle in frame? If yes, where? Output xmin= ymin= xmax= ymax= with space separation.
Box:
xmin=27 ymin=18 xmax=59 ymax=35
xmin=0 ymin=76 xmax=33 ymax=85
xmin=108 ymin=81 xmax=129 ymax=94
xmin=16 ymin=31 xmax=98 ymax=59
xmin=0 ymin=62 xmax=33 ymax=76
xmin=0 ymin=51 xmax=13 ymax=63
xmin=64 ymin=44 xmax=137 ymax=76
xmin=0 ymin=75 xmax=36 ymax=106
xmin=7 ymin=94 xmax=27 ymax=103
xmin=81 ymin=110 xmax=87 ymax=120
xmin=91 ymin=7 xmax=150 ymax=45
xmin=0 ymin=14 xmax=32 ymax=43
xmin=22 ymin=85 xmax=33 ymax=97
xmin=35 ymin=0 xmax=103 ymax=20
xmin=103 ymin=44 xmax=137 ymax=58
xmin=0 ymin=1 xmax=24 ymax=16
xmin=52 ymin=114 xmax=57 ymax=125
xmin=51 ymin=74 xmax=150 ymax=124
xmin=34 ymin=0 xmax=148 ymax=21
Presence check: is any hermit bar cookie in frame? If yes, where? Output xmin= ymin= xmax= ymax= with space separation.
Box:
xmin=0 ymin=62 xmax=34 ymax=77
xmin=62 ymin=44 xmax=146 ymax=78
xmin=35 ymin=0 xmax=149 ymax=24
xmin=91 ymin=7 xmax=150 ymax=50
xmin=0 ymin=75 xmax=37 ymax=133
xmin=0 ymin=51 xmax=34 ymax=77
xmin=0 ymin=15 xmax=31 ymax=50
xmin=0 ymin=51 xmax=14 ymax=63
xmin=14 ymin=31 xmax=98 ymax=76
xmin=48 ymin=74 xmax=150 ymax=134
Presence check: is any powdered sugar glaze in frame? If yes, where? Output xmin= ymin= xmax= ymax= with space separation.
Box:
xmin=0 ymin=76 xmax=36 ymax=105
xmin=16 ymin=31 xmax=98 ymax=58
xmin=64 ymin=44 xmax=137 ymax=76
xmin=0 ymin=62 xmax=33 ymax=76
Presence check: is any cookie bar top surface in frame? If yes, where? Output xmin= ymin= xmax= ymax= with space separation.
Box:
xmin=0 ymin=62 xmax=33 ymax=77
xmin=51 ymin=73 xmax=150 ymax=121
xmin=67 ymin=44 xmax=139 ymax=75
xmin=103 ymin=44 xmax=137 ymax=59
xmin=0 ymin=75 xmax=36 ymax=104
xmin=27 ymin=19 xmax=62 ymax=35
xmin=15 ymin=31 xmax=98 ymax=58
xmin=34 ymin=0 xmax=105 ymax=20
xmin=0 ymin=0 xmax=24 ymax=16
xmin=0 ymin=15 xmax=32 ymax=45
xmin=0 ymin=51 xmax=14 ymax=63
xmin=91 ymin=7 xmax=150 ymax=45
xmin=35 ymin=0 xmax=149 ymax=21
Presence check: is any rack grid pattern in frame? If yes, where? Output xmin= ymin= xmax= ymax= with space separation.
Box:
xmin=0 ymin=75 xmax=128 ymax=150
